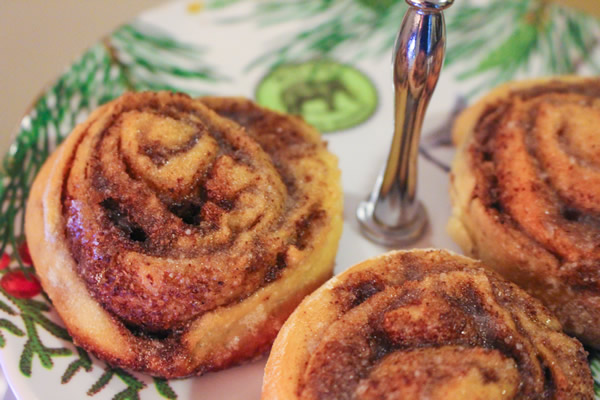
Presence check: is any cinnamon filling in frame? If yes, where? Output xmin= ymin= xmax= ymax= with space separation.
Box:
xmin=61 ymin=93 xmax=329 ymax=333
xmin=469 ymin=81 xmax=600 ymax=290
xmin=298 ymin=260 xmax=588 ymax=399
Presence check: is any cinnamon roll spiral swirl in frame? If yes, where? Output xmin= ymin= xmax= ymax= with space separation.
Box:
xmin=449 ymin=77 xmax=600 ymax=347
xmin=262 ymin=250 xmax=593 ymax=400
xmin=25 ymin=92 xmax=342 ymax=377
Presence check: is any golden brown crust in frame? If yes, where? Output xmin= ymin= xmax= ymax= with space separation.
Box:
xmin=25 ymin=91 xmax=343 ymax=378
xmin=448 ymin=76 xmax=600 ymax=347
xmin=261 ymin=250 xmax=593 ymax=400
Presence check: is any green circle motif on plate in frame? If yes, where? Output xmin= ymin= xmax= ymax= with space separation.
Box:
xmin=255 ymin=60 xmax=378 ymax=133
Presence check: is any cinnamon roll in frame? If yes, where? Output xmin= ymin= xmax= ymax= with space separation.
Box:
xmin=448 ymin=77 xmax=600 ymax=347
xmin=262 ymin=250 xmax=593 ymax=399
xmin=25 ymin=92 xmax=343 ymax=378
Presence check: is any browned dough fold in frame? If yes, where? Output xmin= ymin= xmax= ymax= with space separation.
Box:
xmin=449 ymin=77 xmax=600 ymax=347
xmin=262 ymin=250 xmax=593 ymax=400
xmin=25 ymin=92 xmax=343 ymax=378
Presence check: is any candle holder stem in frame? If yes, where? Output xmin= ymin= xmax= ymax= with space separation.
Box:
xmin=357 ymin=0 xmax=453 ymax=246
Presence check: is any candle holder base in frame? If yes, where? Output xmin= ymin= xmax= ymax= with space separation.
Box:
xmin=356 ymin=199 xmax=427 ymax=247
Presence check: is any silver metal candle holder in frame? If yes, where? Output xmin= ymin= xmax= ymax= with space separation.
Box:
xmin=357 ymin=0 xmax=453 ymax=246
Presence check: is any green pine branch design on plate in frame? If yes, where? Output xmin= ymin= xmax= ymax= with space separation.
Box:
xmin=7 ymin=290 xmax=73 ymax=377
xmin=84 ymin=366 xmax=176 ymax=400
xmin=62 ymin=347 xmax=93 ymax=384
xmin=153 ymin=378 xmax=177 ymax=400
xmin=1 ymin=20 xmax=223 ymax=266
xmin=0 ymin=268 xmax=178 ymax=399
xmin=592 ymin=353 xmax=600 ymax=397
xmin=107 ymin=23 xmax=225 ymax=93
xmin=0 ymin=298 xmax=25 ymax=348
xmin=210 ymin=0 xmax=600 ymax=89
xmin=446 ymin=0 xmax=600 ymax=95
xmin=87 ymin=367 xmax=144 ymax=400
xmin=0 ymin=19 xmax=223 ymax=399
xmin=209 ymin=0 xmax=408 ymax=69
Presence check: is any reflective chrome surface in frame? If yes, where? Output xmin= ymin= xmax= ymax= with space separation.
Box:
xmin=357 ymin=0 xmax=453 ymax=246
xmin=406 ymin=0 xmax=454 ymax=10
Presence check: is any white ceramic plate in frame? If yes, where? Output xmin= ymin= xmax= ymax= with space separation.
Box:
xmin=1 ymin=1 xmax=599 ymax=398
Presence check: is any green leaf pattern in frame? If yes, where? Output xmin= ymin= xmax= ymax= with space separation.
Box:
xmin=61 ymin=347 xmax=93 ymax=384
xmin=209 ymin=0 xmax=408 ymax=68
xmin=0 ymin=2 xmax=599 ymax=398
xmin=209 ymin=0 xmax=600 ymax=93
xmin=0 ymin=19 xmax=219 ymax=399
xmin=154 ymin=378 xmax=178 ymax=400
xmin=87 ymin=367 xmax=146 ymax=400
xmin=446 ymin=0 xmax=600 ymax=93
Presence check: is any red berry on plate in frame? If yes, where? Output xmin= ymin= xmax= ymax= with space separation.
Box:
xmin=0 ymin=253 xmax=9 ymax=270
xmin=0 ymin=271 xmax=42 ymax=298
xmin=18 ymin=242 xmax=32 ymax=265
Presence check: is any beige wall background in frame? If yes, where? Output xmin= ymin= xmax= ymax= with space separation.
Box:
xmin=0 ymin=0 xmax=165 ymax=152
xmin=1 ymin=0 xmax=599 ymax=155
xmin=555 ymin=0 xmax=600 ymax=16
